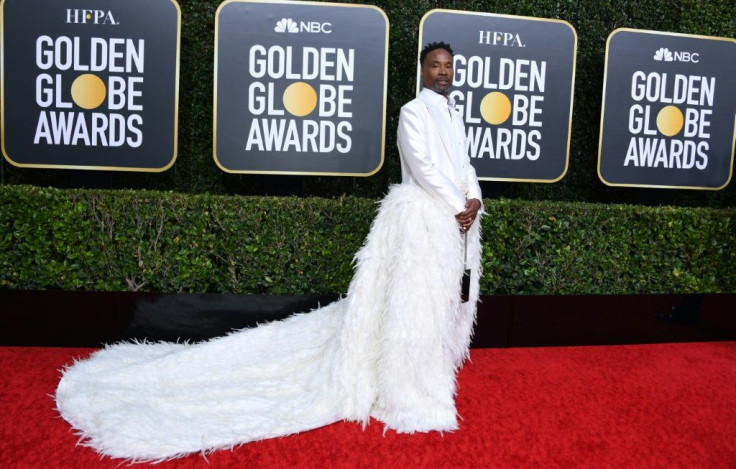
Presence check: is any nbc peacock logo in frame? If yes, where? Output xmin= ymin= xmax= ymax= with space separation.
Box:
xmin=653 ymin=47 xmax=674 ymax=62
xmin=274 ymin=18 xmax=298 ymax=33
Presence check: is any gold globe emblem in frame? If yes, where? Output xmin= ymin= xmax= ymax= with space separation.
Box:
xmin=283 ymin=82 xmax=318 ymax=117
xmin=71 ymin=74 xmax=107 ymax=110
xmin=656 ymin=105 xmax=684 ymax=137
xmin=480 ymin=91 xmax=512 ymax=125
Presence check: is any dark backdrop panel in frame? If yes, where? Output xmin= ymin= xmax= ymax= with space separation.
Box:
xmin=1 ymin=290 xmax=733 ymax=348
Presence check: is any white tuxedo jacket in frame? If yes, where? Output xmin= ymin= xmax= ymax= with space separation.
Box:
xmin=397 ymin=88 xmax=482 ymax=215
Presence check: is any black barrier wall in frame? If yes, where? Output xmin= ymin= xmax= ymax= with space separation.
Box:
xmin=2 ymin=290 xmax=734 ymax=348
xmin=2 ymin=0 xmax=734 ymax=207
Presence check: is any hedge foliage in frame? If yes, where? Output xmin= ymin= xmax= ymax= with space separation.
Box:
xmin=2 ymin=185 xmax=733 ymax=294
xmin=2 ymin=0 xmax=734 ymax=207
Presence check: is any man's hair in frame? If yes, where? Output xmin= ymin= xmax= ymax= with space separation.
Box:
xmin=419 ymin=41 xmax=454 ymax=66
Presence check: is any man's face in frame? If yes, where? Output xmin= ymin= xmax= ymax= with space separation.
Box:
xmin=421 ymin=48 xmax=453 ymax=96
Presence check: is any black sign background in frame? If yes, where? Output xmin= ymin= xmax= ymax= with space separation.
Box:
xmin=420 ymin=9 xmax=577 ymax=182
xmin=598 ymin=29 xmax=736 ymax=190
xmin=214 ymin=0 xmax=388 ymax=176
xmin=1 ymin=0 xmax=180 ymax=171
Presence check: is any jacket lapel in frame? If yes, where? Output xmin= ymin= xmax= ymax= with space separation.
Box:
xmin=419 ymin=91 xmax=457 ymax=172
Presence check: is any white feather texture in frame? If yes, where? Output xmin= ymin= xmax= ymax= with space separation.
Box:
xmin=55 ymin=183 xmax=482 ymax=462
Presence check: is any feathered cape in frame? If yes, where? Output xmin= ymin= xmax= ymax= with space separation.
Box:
xmin=55 ymin=183 xmax=482 ymax=462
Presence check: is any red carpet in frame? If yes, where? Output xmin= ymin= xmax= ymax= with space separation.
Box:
xmin=1 ymin=342 xmax=734 ymax=468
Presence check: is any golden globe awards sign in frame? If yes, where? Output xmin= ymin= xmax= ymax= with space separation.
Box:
xmin=0 ymin=0 xmax=181 ymax=172
xmin=419 ymin=10 xmax=577 ymax=182
xmin=214 ymin=0 xmax=388 ymax=176
xmin=598 ymin=29 xmax=736 ymax=189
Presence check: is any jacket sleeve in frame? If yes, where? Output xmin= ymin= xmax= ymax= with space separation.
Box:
xmin=465 ymin=160 xmax=483 ymax=203
xmin=397 ymin=104 xmax=467 ymax=214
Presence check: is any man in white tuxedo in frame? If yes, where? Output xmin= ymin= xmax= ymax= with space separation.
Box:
xmin=368 ymin=42 xmax=484 ymax=431
xmin=55 ymin=42 xmax=488 ymax=460
xmin=397 ymin=41 xmax=482 ymax=232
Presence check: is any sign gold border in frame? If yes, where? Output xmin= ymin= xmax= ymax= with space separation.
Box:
xmin=417 ymin=8 xmax=578 ymax=184
xmin=0 ymin=0 xmax=182 ymax=173
xmin=597 ymin=28 xmax=736 ymax=191
xmin=212 ymin=0 xmax=389 ymax=177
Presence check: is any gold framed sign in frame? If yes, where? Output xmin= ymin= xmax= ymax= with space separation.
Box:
xmin=1 ymin=0 xmax=181 ymax=172
xmin=213 ymin=0 xmax=389 ymax=176
xmin=419 ymin=9 xmax=577 ymax=183
xmin=598 ymin=29 xmax=735 ymax=190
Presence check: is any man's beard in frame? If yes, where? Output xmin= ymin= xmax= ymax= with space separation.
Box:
xmin=427 ymin=82 xmax=451 ymax=96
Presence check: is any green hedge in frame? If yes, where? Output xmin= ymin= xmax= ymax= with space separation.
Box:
xmin=2 ymin=0 xmax=734 ymax=207
xmin=2 ymin=185 xmax=733 ymax=294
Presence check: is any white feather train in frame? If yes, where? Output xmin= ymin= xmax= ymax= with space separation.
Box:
xmin=55 ymin=184 xmax=482 ymax=462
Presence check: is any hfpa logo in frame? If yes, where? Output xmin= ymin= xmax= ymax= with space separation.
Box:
xmin=65 ymin=9 xmax=119 ymax=25
xmin=478 ymin=30 xmax=525 ymax=47
xmin=274 ymin=18 xmax=332 ymax=34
